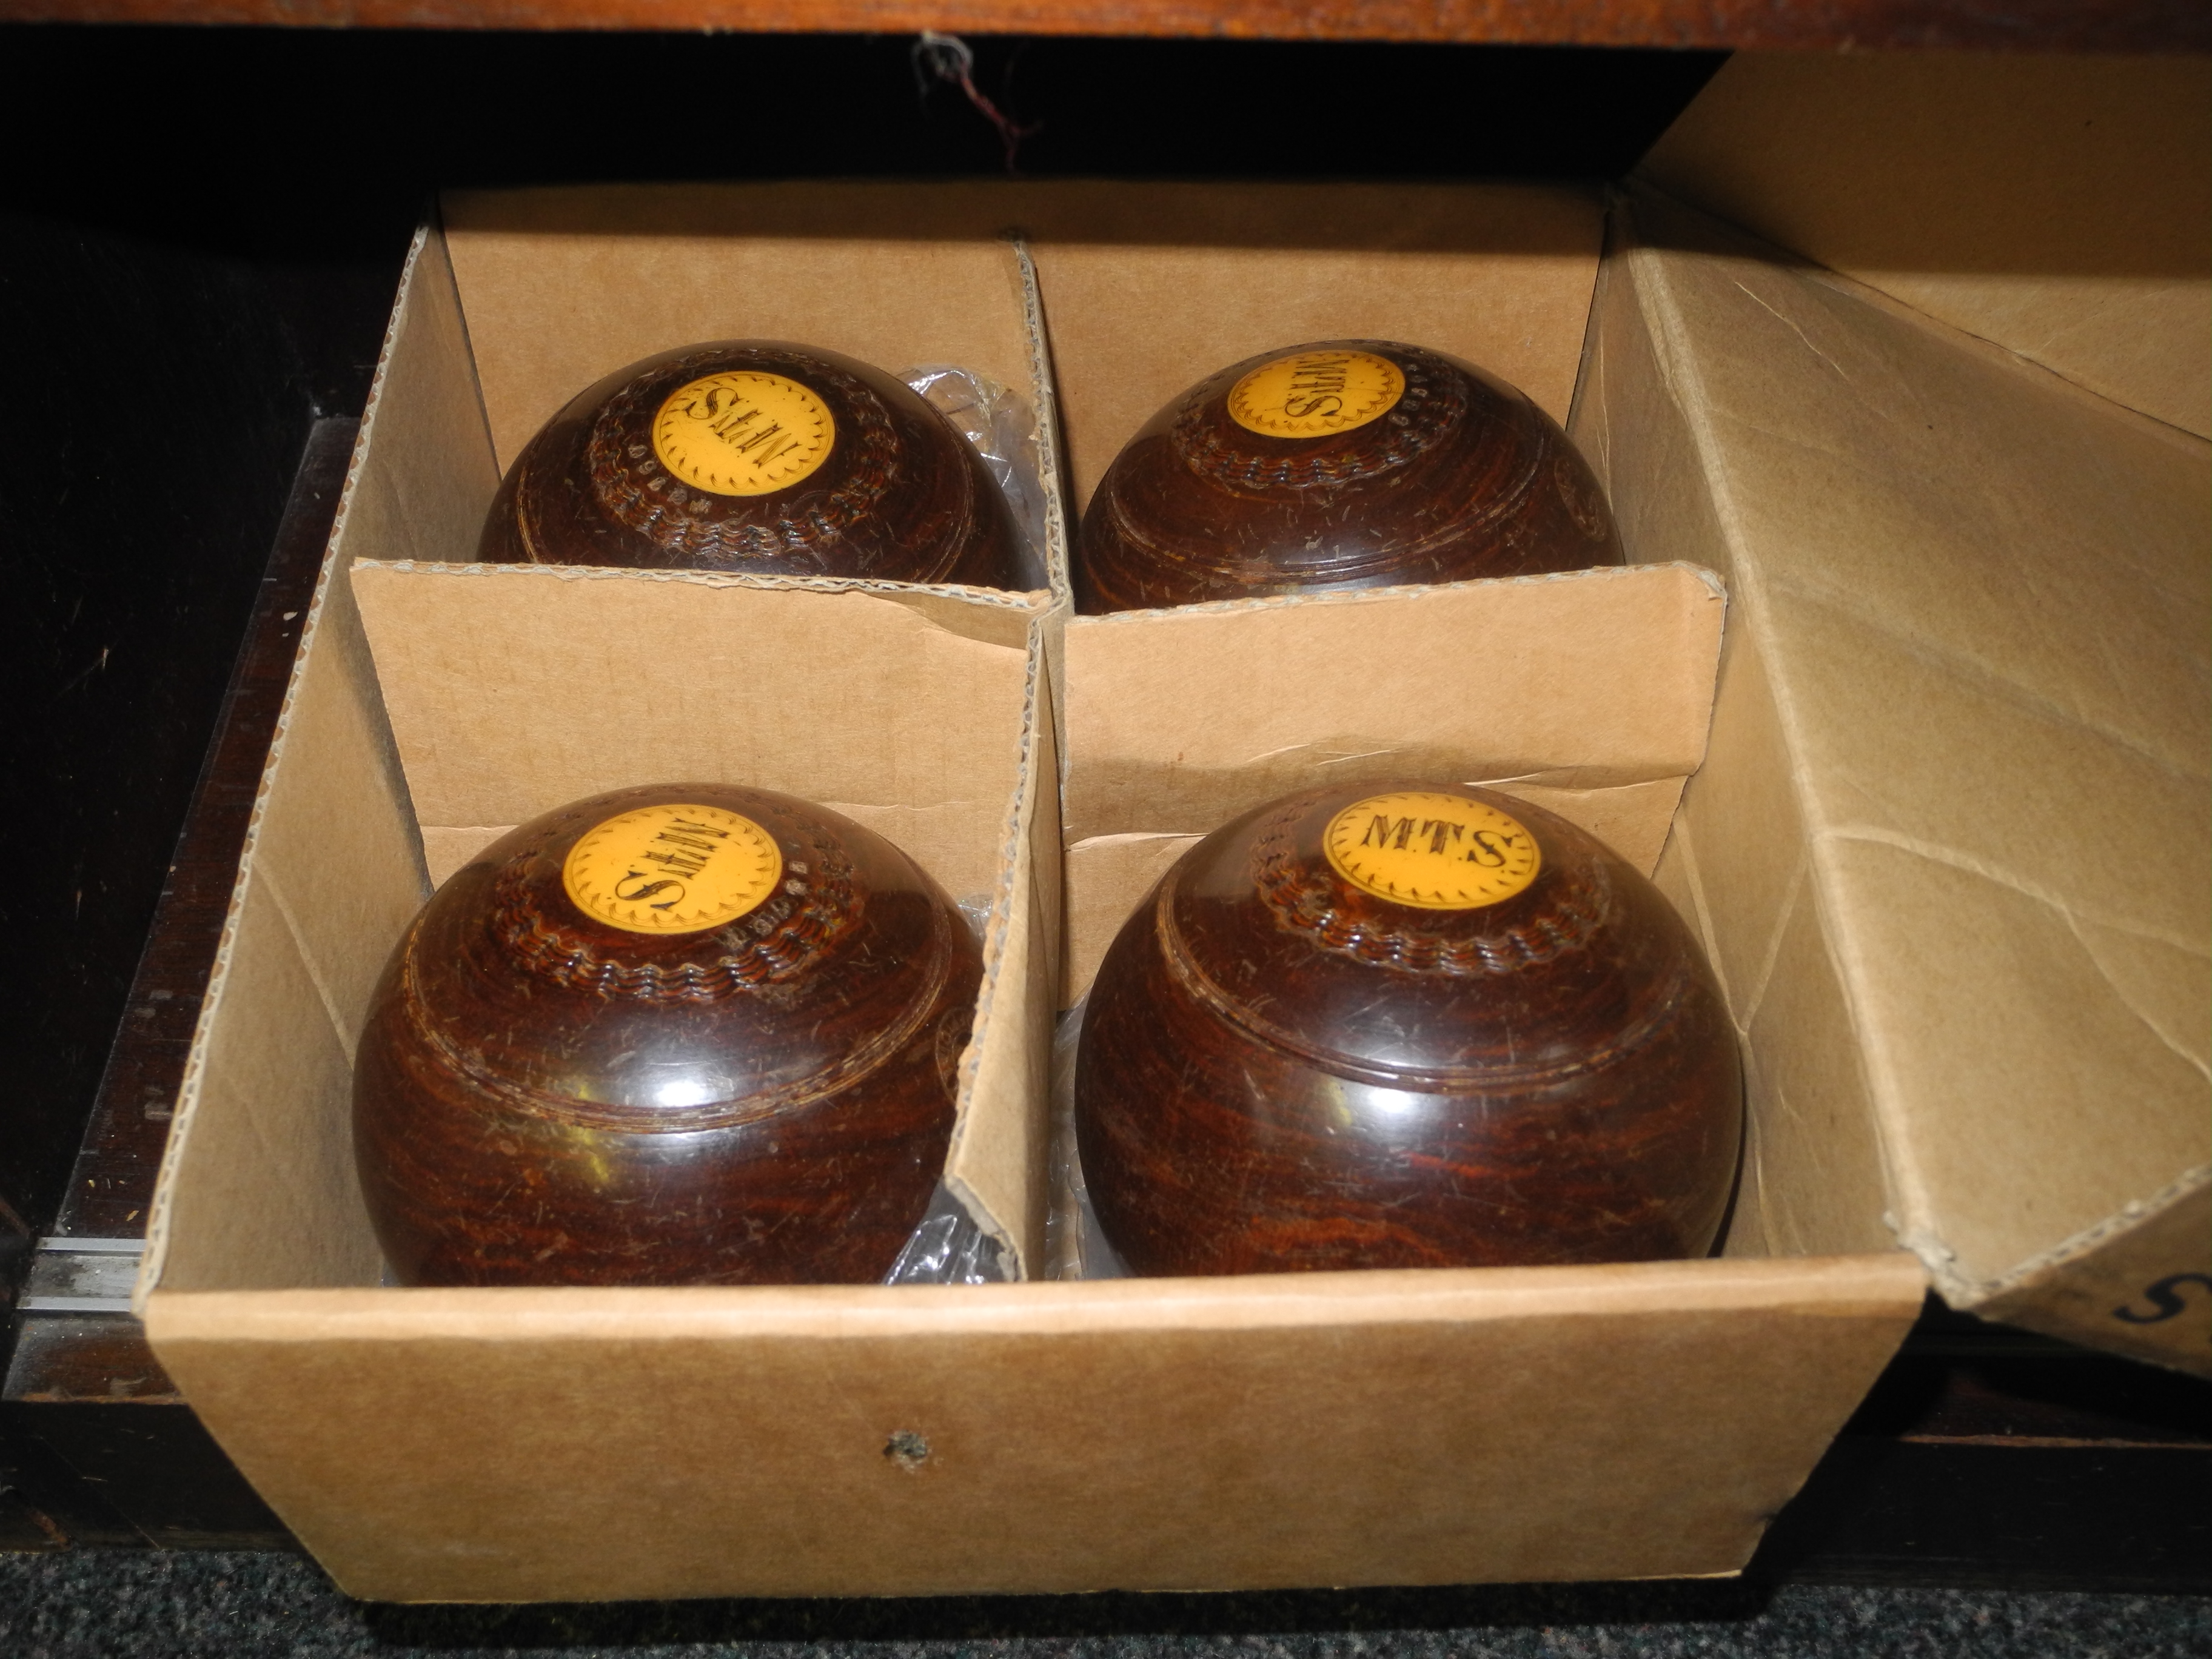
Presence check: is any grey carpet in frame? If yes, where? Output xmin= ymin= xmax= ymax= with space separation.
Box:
xmin=4 ymin=1552 xmax=2210 ymax=1658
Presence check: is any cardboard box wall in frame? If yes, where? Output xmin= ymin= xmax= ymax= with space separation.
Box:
xmin=1638 ymin=52 xmax=2212 ymax=441
xmin=135 ymin=183 xmax=1926 ymax=1603
xmin=1624 ymin=53 xmax=2210 ymax=1372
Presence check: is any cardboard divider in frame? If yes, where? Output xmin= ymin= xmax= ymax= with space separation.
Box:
xmin=1058 ymin=565 xmax=1726 ymax=1002
xmin=351 ymin=565 xmax=1040 ymax=897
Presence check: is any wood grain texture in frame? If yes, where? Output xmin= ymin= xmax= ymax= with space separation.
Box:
xmin=1074 ymin=340 xmax=1621 ymax=613
xmin=355 ymin=784 xmax=982 ymax=1287
xmin=483 ymin=341 xmax=1021 ymax=588
xmin=1076 ymin=784 xmax=1742 ymax=1276
xmin=0 ymin=0 xmax=2205 ymax=50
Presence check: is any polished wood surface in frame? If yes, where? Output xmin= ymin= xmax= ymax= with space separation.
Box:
xmin=354 ymin=784 xmax=982 ymax=1287
xmin=39 ymin=420 xmax=355 ymax=1252
xmin=480 ymin=341 xmax=1021 ymax=588
xmin=1075 ymin=341 xmax=1623 ymax=614
xmin=1 ymin=0 xmax=2202 ymax=52
xmin=2 ymin=421 xmax=351 ymax=1550
xmin=1075 ymin=784 xmax=1741 ymax=1275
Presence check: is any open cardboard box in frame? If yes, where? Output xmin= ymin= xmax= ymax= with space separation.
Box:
xmin=132 ymin=180 xmax=1922 ymax=1604
xmin=135 ymin=50 xmax=2204 ymax=1602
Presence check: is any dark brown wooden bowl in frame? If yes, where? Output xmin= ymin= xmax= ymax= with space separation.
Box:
xmin=354 ymin=783 xmax=983 ymax=1287
xmin=1074 ymin=783 xmax=1740 ymax=1275
xmin=477 ymin=341 xmax=1023 ymax=588
xmin=1074 ymin=340 xmax=1624 ymax=613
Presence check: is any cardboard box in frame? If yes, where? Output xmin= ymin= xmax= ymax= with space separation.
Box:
xmin=132 ymin=181 xmax=1927 ymax=1601
xmin=1624 ymin=54 xmax=2210 ymax=1373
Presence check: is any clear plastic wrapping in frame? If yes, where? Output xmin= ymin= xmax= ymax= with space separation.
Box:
xmin=900 ymin=364 xmax=1051 ymax=592
xmin=1045 ymin=997 xmax=1130 ymax=1281
xmin=879 ymin=887 xmax=1014 ymax=1285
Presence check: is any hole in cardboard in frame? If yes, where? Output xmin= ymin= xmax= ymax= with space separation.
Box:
xmin=883 ymin=1430 xmax=931 ymax=1472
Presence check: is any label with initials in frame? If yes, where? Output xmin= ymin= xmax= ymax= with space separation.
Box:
xmin=562 ymin=803 xmax=784 ymax=934
xmin=652 ymin=372 xmax=834 ymax=496
xmin=1227 ymin=349 xmax=1405 ymax=440
xmin=1323 ymin=791 xmax=1541 ymax=910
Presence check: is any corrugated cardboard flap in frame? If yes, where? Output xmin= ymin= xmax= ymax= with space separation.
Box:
xmin=1638 ymin=53 xmax=2211 ymax=440
xmin=1611 ymin=184 xmax=2211 ymax=1372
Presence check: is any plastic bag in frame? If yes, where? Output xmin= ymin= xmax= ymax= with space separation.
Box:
xmin=1045 ymin=997 xmax=1130 ymax=1280
xmin=883 ymin=1185 xmax=1010 ymax=1285
xmin=879 ymin=887 xmax=1014 ymax=1285
xmin=900 ymin=364 xmax=1050 ymax=592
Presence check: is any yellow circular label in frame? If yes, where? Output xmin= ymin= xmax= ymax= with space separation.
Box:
xmin=1323 ymin=791 xmax=1541 ymax=911
xmin=651 ymin=372 xmax=834 ymax=497
xmin=561 ymin=804 xmax=784 ymax=935
xmin=1227 ymin=349 xmax=1405 ymax=440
